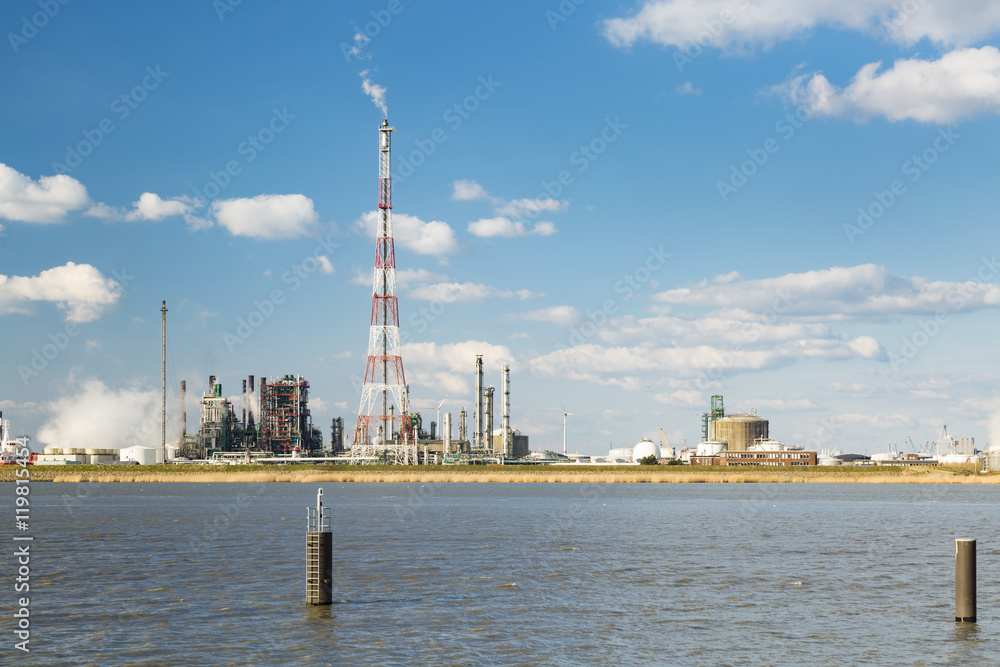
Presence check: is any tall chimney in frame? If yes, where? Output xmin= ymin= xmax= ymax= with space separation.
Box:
xmin=179 ymin=380 xmax=187 ymax=439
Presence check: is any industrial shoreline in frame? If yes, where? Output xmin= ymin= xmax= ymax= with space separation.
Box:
xmin=3 ymin=464 xmax=998 ymax=484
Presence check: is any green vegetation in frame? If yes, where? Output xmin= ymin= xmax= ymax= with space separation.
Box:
xmin=638 ymin=455 xmax=659 ymax=465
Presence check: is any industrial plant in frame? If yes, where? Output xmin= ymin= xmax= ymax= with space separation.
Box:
xmin=16 ymin=118 xmax=1000 ymax=472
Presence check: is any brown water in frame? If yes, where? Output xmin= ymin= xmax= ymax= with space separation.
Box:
xmin=3 ymin=482 xmax=998 ymax=665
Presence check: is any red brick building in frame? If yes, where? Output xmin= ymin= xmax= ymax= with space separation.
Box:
xmin=690 ymin=450 xmax=817 ymax=466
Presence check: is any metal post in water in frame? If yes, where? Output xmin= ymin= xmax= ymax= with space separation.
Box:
xmin=956 ymin=538 xmax=976 ymax=622
xmin=307 ymin=488 xmax=333 ymax=605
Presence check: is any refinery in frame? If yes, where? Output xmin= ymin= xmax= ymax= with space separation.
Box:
xmin=8 ymin=117 xmax=1000 ymax=474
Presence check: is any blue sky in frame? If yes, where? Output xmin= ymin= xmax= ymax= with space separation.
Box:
xmin=3 ymin=0 xmax=1000 ymax=456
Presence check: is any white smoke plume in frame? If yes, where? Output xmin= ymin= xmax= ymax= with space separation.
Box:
xmin=989 ymin=410 xmax=1000 ymax=450
xmin=36 ymin=378 xmax=170 ymax=450
xmin=359 ymin=70 xmax=388 ymax=118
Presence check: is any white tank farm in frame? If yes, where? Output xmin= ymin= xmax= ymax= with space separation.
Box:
xmin=696 ymin=441 xmax=726 ymax=456
xmin=119 ymin=446 xmax=164 ymax=465
xmin=631 ymin=440 xmax=661 ymax=462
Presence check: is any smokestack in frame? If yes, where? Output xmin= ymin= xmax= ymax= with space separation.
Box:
xmin=459 ymin=408 xmax=467 ymax=441
xmin=486 ymin=387 xmax=495 ymax=454
xmin=248 ymin=375 xmax=255 ymax=428
xmin=475 ymin=355 xmax=483 ymax=449
xmin=444 ymin=412 xmax=452 ymax=456
xmin=242 ymin=379 xmax=247 ymax=429
xmin=209 ymin=375 xmax=216 ymax=397
xmin=502 ymin=364 xmax=510 ymax=457
xmin=180 ymin=380 xmax=187 ymax=439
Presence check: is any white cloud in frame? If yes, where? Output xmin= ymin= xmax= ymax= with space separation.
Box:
xmin=511 ymin=305 xmax=582 ymax=327
xmin=394 ymin=268 xmax=450 ymax=286
xmin=0 ymin=164 xmax=89 ymax=223
xmin=654 ymin=389 xmax=704 ymax=407
xmin=468 ymin=217 xmax=558 ymax=238
xmin=451 ymin=179 xmax=565 ymax=235
xmin=37 ymin=378 xmax=163 ymax=449
xmin=318 ymin=255 xmax=335 ymax=274
xmin=602 ymin=0 xmax=1000 ymax=52
xmin=125 ymin=192 xmax=199 ymax=221
xmin=0 ymin=262 xmax=122 ymax=322
xmin=676 ymin=81 xmax=702 ymax=96
xmin=782 ymin=47 xmax=1000 ymax=123
xmin=451 ymin=179 xmax=488 ymax=201
xmin=212 ymin=194 xmax=318 ymax=240
xmin=530 ymin=337 xmax=881 ymax=387
xmin=494 ymin=197 xmax=567 ymax=218
xmin=401 ymin=340 xmax=517 ymax=398
xmin=360 ymin=70 xmax=388 ymax=117
xmin=652 ymin=264 xmax=1000 ymax=319
xmin=359 ymin=210 xmax=459 ymax=256
xmin=408 ymin=281 xmax=543 ymax=303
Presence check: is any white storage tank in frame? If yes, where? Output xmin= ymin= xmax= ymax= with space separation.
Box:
xmin=119 ymin=446 xmax=163 ymax=465
xmin=632 ymin=440 xmax=661 ymax=462
xmin=696 ymin=441 xmax=726 ymax=456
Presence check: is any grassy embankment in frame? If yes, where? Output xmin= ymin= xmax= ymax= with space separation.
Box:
xmin=1 ymin=463 xmax=996 ymax=484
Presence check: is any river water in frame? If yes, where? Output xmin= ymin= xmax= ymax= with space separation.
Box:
xmin=2 ymin=481 xmax=998 ymax=665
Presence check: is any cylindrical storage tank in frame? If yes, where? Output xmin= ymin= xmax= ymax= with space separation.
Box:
xmin=818 ymin=455 xmax=843 ymax=466
xmin=608 ymin=447 xmax=633 ymax=461
xmin=696 ymin=441 xmax=727 ymax=456
xmin=987 ymin=449 xmax=1000 ymax=472
xmin=711 ymin=415 xmax=769 ymax=452
xmin=43 ymin=447 xmax=61 ymax=455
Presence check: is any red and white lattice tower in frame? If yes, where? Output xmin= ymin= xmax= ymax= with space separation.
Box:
xmin=351 ymin=119 xmax=416 ymax=464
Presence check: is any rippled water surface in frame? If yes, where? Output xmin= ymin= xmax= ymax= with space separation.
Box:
xmin=3 ymin=481 xmax=998 ymax=665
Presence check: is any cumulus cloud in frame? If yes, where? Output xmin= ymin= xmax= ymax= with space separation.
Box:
xmin=651 ymin=264 xmax=1000 ymax=319
xmin=603 ymin=0 xmax=1000 ymax=52
xmin=0 ymin=164 xmax=90 ymax=223
xmin=530 ymin=337 xmax=881 ymax=387
xmin=37 ymin=378 xmax=163 ymax=449
xmin=125 ymin=192 xmax=199 ymax=221
xmin=451 ymin=179 xmax=565 ymax=235
xmin=402 ymin=340 xmax=515 ymax=397
xmin=781 ymin=47 xmax=1000 ymax=123
xmin=510 ymin=305 xmax=582 ymax=327
xmin=360 ymin=70 xmax=388 ymax=117
xmin=451 ymin=179 xmax=488 ymax=201
xmin=676 ymin=81 xmax=702 ymax=96
xmin=467 ymin=217 xmax=558 ymax=238
xmin=359 ymin=210 xmax=459 ymax=257
xmin=0 ymin=262 xmax=122 ymax=322
xmin=212 ymin=194 xmax=318 ymax=240
xmin=408 ymin=281 xmax=542 ymax=303
xmin=318 ymin=256 xmax=335 ymax=274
